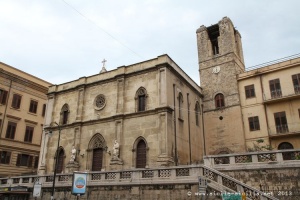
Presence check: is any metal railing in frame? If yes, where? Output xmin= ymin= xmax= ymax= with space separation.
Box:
xmin=246 ymin=53 xmax=300 ymax=71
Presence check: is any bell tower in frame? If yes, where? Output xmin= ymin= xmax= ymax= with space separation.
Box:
xmin=196 ymin=17 xmax=246 ymax=154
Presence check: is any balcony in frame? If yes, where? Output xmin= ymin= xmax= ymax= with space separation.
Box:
xmin=269 ymin=123 xmax=300 ymax=137
xmin=264 ymin=88 xmax=300 ymax=104
xmin=276 ymin=124 xmax=289 ymax=134
xmin=270 ymin=89 xmax=282 ymax=99
xmin=294 ymin=85 xmax=300 ymax=94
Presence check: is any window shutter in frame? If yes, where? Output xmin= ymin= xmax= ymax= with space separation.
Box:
xmin=16 ymin=154 xmax=21 ymax=166
xmin=28 ymin=156 xmax=33 ymax=167
xmin=6 ymin=152 xmax=11 ymax=164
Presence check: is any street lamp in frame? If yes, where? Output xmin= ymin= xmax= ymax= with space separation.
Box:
xmin=50 ymin=122 xmax=61 ymax=200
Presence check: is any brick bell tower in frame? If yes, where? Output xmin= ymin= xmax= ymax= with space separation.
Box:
xmin=196 ymin=17 xmax=246 ymax=155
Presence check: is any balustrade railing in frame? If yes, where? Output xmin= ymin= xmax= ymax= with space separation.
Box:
xmin=204 ymin=149 xmax=300 ymax=167
xmin=0 ymin=165 xmax=279 ymax=200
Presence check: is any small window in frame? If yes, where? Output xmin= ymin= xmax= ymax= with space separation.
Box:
xmin=60 ymin=104 xmax=69 ymax=125
xmin=0 ymin=151 xmax=11 ymax=164
xmin=274 ymin=111 xmax=288 ymax=133
xmin=29 ymin=100 xmax=38 ymax=114
xmin=24 ymin=126 xmax=34 ymax=143
xmin=6 ymin=122 xmax=17 ymax=139
xmin=0 ymin=89 xmax=8 ymax=105
xmin=269 ymin=79 xmax=282 ymax=98
xmin=248 ymin=116 xmax=260 ymax=131
xmin=245 ymin=84 xmax=255 ymax=98
xmin=136 ymin=87 xmax=147 ymax=112
xmin=215 ymin=93 xmax=225 ymax=108
xmin=11 ymin=94 xmax=22 ymax=109
xmin=195 ymin=102 xmax=200 ymax=126
xmin=178 ymin=93 xmax=183 ymax=119
xmin=292 ymin=74 xmax=300 ymax=94
xmin=42 ymin=104 xmax=46 ymax=117
xmin=16 ymin=154 xmax=33 ymax=167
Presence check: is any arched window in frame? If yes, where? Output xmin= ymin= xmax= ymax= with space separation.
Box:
xmin=215 ymin=93 xmax=225 ymax=108
xmin=278 ymin=142 xmax=293 ymax=150
xmin=88 ymin=134 xmax=106 ymax=171
xmin=178 ymin=92 xmax=183 ymax=119
xmin=278 ymin=142 xmax=294 ymax=160
xmin=135 ymin=87 xmax=147 ymax=112
xmin=60 ymin=104 xmax=69 ymax=125
xmin=55 ymin=147 xmax=65 ymax=173
xmin=136 ymin=139 xmax=147 ymax=168
xmin=195 ymin=102 xmax=200 ymax=126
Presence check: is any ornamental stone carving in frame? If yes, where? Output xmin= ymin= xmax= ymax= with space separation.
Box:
xmin=94 ymin=94 xmax=106 ymax=110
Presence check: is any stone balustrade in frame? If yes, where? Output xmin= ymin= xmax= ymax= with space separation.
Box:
xmin=203 ymin=149 xmax=300 ymax=168
xmin=0 ymin=165 xmax=278 ymax=200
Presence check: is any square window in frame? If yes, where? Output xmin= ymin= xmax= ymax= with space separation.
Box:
xmin=6 ymin=122 xmax=17 ymax=139
xmin=29 ymin=100 xmax=38 ymax=113
xmin=16 ymin=154 xmax=33 ymax=167
xmin=24 ymin=126 xmax=34 ymax=143
xmin=11 ymin=94 xmax=22 ymax=109
xmin=0 ymin=89 xmax=8 ymax=105
xmin=292 ymin=74 xmax=300 ymax=93
xmin=245 ymin=84 xmax=255 ymax=98
xmin=0 ymin=151 xmax=11 ymax=164
xmin=248 ymin=116 xmax=260 ymax=131
xmin=269 ymin=79 xmax=282 ymax=98
xmin=274 ymin=111 xmax=289 ymax=133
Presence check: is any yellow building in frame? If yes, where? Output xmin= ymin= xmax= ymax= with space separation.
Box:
xmin=238 ymin=55 xmax=300 ymax=150
xmin=0 ymin=62 xmax=51 ymax=177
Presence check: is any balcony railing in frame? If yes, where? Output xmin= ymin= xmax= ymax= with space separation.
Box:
xmin=269 ymin=123 xmax=299 ymax=135
xmin=294 ymin=85 xmax=300 ymax=94
xmin=276 ymin=124 xmax=289 ymax=133
xmin=270 ymin=89 xmax=282 ymax=99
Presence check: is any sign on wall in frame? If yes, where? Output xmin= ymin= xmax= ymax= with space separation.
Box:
xmin=72 ymin=172 xmax=87 ymax=196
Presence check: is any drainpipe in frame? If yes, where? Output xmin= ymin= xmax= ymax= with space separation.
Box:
xmin=173 ymin=84 xmax=178 ymax=166
xmin=0 ymin=80 xmax=12 ymax=137
xmin=260 ymin=75 xmax=271 ymax=145
xmin=187 ymin=93 xmax=191 ymax=164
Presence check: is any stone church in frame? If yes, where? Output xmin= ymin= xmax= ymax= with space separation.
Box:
xmin=39 ymin=55 xmax=203 ymax=174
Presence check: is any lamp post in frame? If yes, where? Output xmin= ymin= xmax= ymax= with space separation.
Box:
xmin=50 ymin=122 xmax=61 ymax=200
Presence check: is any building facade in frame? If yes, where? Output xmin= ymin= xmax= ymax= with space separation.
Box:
xmin=38 ymin=55 xmax=203 ymax=174
xmin=238 ymin=56 xmax=300 ymax=151
xmin=0 ymin=62 xmax=51 ymax=177
xmin=196 ymin=17 xmax=300 ymax=154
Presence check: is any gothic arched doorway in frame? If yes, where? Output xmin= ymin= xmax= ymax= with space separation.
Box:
xmin=88 ymin=133 xmax=106 ymax=171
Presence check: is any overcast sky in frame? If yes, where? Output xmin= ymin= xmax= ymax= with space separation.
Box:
xmin=1 ymin=0 xmax=300 ymax=85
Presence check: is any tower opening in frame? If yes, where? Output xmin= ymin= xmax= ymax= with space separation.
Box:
xmin=207 ymin=24 xmax=220 ymax=55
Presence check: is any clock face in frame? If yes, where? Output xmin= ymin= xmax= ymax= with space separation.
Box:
xmin=212 ymin=66 xmax=220 ymax=74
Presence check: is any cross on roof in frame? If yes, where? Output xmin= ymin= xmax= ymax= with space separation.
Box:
xmin=102 ymin=59 xmax=107 ymax=68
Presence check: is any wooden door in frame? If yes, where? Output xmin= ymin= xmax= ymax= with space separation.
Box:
xmin=92 ymin=148 xmax=103 ymax=171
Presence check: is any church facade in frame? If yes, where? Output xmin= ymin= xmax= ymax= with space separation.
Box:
xmin=39 ymin=55 xmax=203 ymax=174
